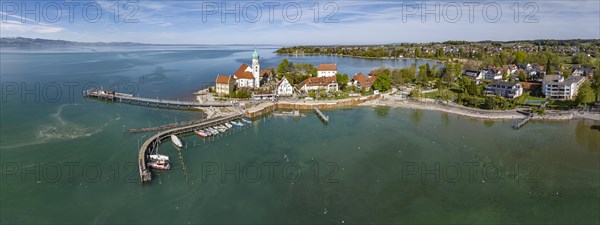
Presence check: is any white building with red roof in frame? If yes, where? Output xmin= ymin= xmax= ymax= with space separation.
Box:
xmin=233 ymin=50 xmax=261 ymax=88
xmin=276 ymin=77 xmax=293 ymax=96
xmin=317 ymin=64 xmax=338 ymax=77
xmin=215 ymin=75 xmax=234 ymax=95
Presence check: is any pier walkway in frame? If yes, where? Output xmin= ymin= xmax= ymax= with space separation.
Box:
xmin=513 ymin=113 xmax=533 ymax=129
xmin=314 ymin=107 xmax=329 ymax=123
xmin=138 ymin=113 xmax=244 ymax=183
xmin=84 ymin=89 xmax=233 ymax=109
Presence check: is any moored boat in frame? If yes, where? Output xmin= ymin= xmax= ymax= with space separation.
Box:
xmin=194 ymin=130 xmax=208 ymax=138
xmin=170 ymin=134 xmax=183 ymax=148
xmin=231 ymin=121 xmax=243 ymax=127
xmin=149 ymin=154 xmax=169 ymax=161
xmin=148 ymin=161 xmax=171 ymax=170
xmin=242 ymin=118 xmax=252 ymax=124
xmin=224 ymin=122 xmax=233 ymax=128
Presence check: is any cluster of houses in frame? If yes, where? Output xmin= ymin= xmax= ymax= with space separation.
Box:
xmin=464 ymin=63 xmax=591 ymax=100
xmin=214 ymin=50 xmax=378 ymax=99
xmin=463 ymin=63 xmax=545 ymax=84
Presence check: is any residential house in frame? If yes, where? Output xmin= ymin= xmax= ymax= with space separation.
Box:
xmin=483 ymin=81 xmax=523 ymax=98
xmin=484 ymin=68 xmax=503 ymax=80
xmin=260 ymin=70 xmax=272 ymax=85
xmin=543 ymin=74 xmax=586 ymax=100
xmin=463 ymin=69 xmax=484 ymax=81
xmin=349 ymin=72 xmax=378 ymax=90
xmin=297 ymin=76 xmax=339 ymax=92
xmin=276 ymin=77 xmax=293 ymax=96
xmin=215 ymin=75 xmax=234 ymax=96
xmin=317 ymin=64 xmax=338 ymax=77
xmin=349 ymin=73 xmax=367 ymax=88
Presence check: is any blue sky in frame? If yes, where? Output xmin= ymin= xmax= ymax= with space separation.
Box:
xmin=1 ymin=0 xmax=599 ymax=45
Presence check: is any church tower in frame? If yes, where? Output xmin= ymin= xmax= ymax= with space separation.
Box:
xmin=252 ymin=49 xmax=260 ymax=88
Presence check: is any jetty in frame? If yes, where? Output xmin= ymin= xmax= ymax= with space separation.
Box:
xmin=138 ymin=113 xmax=244 ymax=183
xmin=84 ymin=89 xmax=233 ymax=109
xmin=513 ymin=113 xmax=533 ymax=129
xmin=314 ymin=107 xmax=329 ymax=123
xmin=129 ymin=119 xmax=206 ymax=134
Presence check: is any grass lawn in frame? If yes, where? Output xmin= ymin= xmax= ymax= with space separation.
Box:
xmin=423 ymin=89 xmax=458 ymax=100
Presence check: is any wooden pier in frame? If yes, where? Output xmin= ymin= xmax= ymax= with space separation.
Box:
xmin=138 ymin=113 xmax=244 ymax=183
xmin=129 ymin=119 xmax=206 ymax=134
xmin=513 ymin=113 xmax=532 ymax=129
xmin=314 ymin=107 xmax=329 ymax=123
xmin=84 ymin=89 xmax=233 ymax=109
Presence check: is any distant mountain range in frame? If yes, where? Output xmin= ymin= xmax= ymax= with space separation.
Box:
xmin=0 ymin=37 xmax=150 ymax=48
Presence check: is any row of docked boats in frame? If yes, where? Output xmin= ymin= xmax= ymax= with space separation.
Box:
xmin=145 ymin=118 xmax=252 ymax=171
xmin=193 ymin=119 xmax=250 ymax=138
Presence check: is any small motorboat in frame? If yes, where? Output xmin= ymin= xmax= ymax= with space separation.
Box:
xmin=171 ymin=134 xmax=183 ymax=148
xmin=217 ymin=127 xmax=227 ymax=133
xmin=242 ymin=118 xmax=252 ymax=124
xmin=194 ymin=130 xmax=209 ymax=138
xmin=208 ymin=128 xmax=218 ymax=135
xmin=149 ymin=154 xmax=169 ymax=161
xmin=219 ymin=125 xmax=228 ymax=130
xmin=230 ymin=121 xmax=243 ymax=127
xmin=148 ymin=161 xmax=171 ymax=170
xmin=224 ymin=122 xmax=233 ymax=128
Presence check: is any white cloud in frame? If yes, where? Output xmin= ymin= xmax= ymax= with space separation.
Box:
xmin=1 ymin=20 xmax=65 ymax=34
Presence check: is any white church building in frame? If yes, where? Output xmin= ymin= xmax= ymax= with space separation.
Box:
xmin=234 ymin=50 xmax=261 ymax=88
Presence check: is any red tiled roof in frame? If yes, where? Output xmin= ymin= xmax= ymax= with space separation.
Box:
xmin=234 ymin=64 xmax=254 ymax=79
xmin=317 ymin=64 xmax=337 ymax=71
xmin=216 ymin=75 xmax=231 ymax=84
xmin=353 ymin=73 xmax=367 ymax=86
xmin=365 ymin=76 xmax=377 ymax=88
xmin=299 ymin=76 xmax=337 ymax=88
xmin=260 ymin=70 xmax=270 ymax=77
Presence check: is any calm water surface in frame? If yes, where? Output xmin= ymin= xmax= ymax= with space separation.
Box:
xmin=0 ymin=46 xmax=598 ymax=224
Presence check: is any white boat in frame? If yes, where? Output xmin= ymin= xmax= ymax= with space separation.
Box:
xmin=148 ymin=160 xmax=171 ymax=170
xmin=219 ymin=125 xmax=228 ymax=130
xmin=208 ymin=128 xmax=218 ymax=135
xmin=242 ymin=118 xmax=252 ymax=124
xmin=149 ymin=154 xmax=169 ymax=161
xmin=231 ymin=121 xmax=243 ymax=127
xmin=170 ymin=134 xmax=183 ymax=148
xmin=224 ymin=122 xmax=233 ymax=128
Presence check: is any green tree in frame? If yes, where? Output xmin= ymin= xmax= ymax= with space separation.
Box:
xmin=575 ymin=81 xmax=594 ymax=105
xmin=335 ymin=73 xmax=349 ymax=90
xmin=514 ymin=50 xmax=527 ymax=64
xmin=591 ymin=62 xmax=600 ymax=102
xmin=373 ymin=72 xmax=392 ymax=92
xmin=518 ymin=70 xmax=528 ymax=81
xmin=572 ymin=53 xmax=592 ymax=67
xmin=277 ymin=59 xmax=292 ymax=77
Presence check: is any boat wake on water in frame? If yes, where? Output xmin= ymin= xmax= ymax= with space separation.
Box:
xmin=2 ymin=104 xmax=110 ymax=149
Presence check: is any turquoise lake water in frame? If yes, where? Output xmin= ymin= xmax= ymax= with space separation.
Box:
xmin=0 ymin=46 xmax=598 ymax=224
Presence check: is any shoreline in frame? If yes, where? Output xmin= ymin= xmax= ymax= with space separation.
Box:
xmin=360 ymin=96 xmax=600 ymax=122
xmin=192 ymin=87 xmax=599 ymax=122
